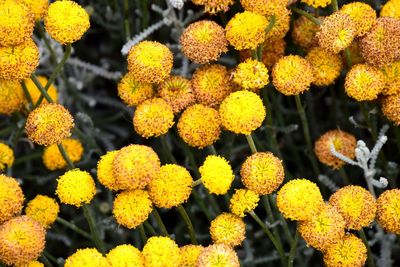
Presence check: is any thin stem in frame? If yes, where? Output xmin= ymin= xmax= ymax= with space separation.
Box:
xmin=192 ymin=189 xmax=213 ymax=221
xmin=208 ymin=145 xmax=217 ymax=155
xmin=359 ymin=229 xmax=376 ymax=267
xmin=263 ymin=196 xmax=286 ymax=250
xmin=123 ymin=0 xmax=131 ymax=40
xmin=40 ymin=254 xmax=54 ymax=267
xmin=31 ymin=74 xmax=54 ymax=103
xmin=177 ymin=204 xmax=198 ymax=244
xmin=192 ymin=179 xmax=202 ymax=187
xmin=36 ymin=22 xmax=57 ymax=63
xmin=57 ymin=143 xmax=74 ymax=169
xmin=245 ymin=134 xmax=258 ymax=154
xmin=42 ymin=251 xmax=58 ymax=266
xmin=21 ymin=80 xmax=33 ymax=108
xmin=290 ymin=7 xmax=321 ymax=25
xmin=56 ymin=217 xmax=93 ymax=240
xmin=265 ymin=15 xmax=276 ymax=34
xmin=138 ymin=224 xmax=148 ymax=244
xmin=161 ymin=134 xmax=178 ymax=164
xmin=331 ymin=0 xmax=339 ymax=11
xmin=143 ymin=221 xmax=157 ymax=236
xmin=288 ymin=229 xmax=299 ymax=267
xmin=152 ymin=208 xmax=169 ymax=236
xmin=344 ymin=48 xmax=353 ymax=69
xmin=82 ymin=204 xmax=106 ymax=253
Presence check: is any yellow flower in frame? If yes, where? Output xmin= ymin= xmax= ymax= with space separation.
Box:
xmin=0 ymin=143 xmax=14 ymax=171
xmin=25 ymin=195 xmax=60 ymax=228
xmin=149 ymin=164 xmax=193 ymax=208
xmin=276 ymin=178 xmax=324 ymax=221
xmin=197 ymin=244 xmax=240 ymax=267
xmin=177 ymin=104 xmax=221 ymax=148
xmin=323 ymin=234 xmax=367 ymax=267
xmin=210 ymin=213 xmax=246 ymax=247
xmin=376 ymin=189 xmax=400 ymax=234
xmin=240 ymin=0 xmax=287 ymax=15
xmin=180 ymin=245 xmax=203 ymax=267
xmin=199 ymin=155 xmax=234 ymax=195
xmin=0 ymin=174 xmax=24 ymax=224
xmin=0 ymin=216 xmax=46 ymax=266
xmin=106 ymin=244 xmax=144 ymax=267
xmin=56 ymin=169 xmax=96 ymax=207
xmin=0 ymin=80 xmax=25 ymax=115
xmin=240 ymin=152 xmax=284 ymax=195
xmin=272 ymin=55 xmax=314 ymax=95
xmin=341 ymin=2 xmax=376 ymax=37
xmin=240 ymin=39 xmax=286 ymax=69
xmin=16 ymin=260 xmax=44 ymax=267
xmin=133 ymin=98 xmax=174 ymax=138
xmin=233 ymin=59 xmax=269 ymax=92
xmin=113 ymin=189 xmax=153 ymax=229
xmin=44 ymin=0 xmax=90 ymax=44
xmin=25 ymin=103 xmax=74 ymax=146
xmin=314 ymin=129 xmax=357 ymax=169
xmin=301 ymin=0 xmax=331 ymax=8
xmin=264 ymin=3 xmax=291 ymax=42
xmin=142 ymin=236 xmax=180 ymax=267
xmin=19 ymin=0 xmax=49 ymax=21
xmin=345 ymin=64 xmax=385 ymax=101
xmin=112 ymin=144 xmax=160 ymax=190
xmin=229 ymin=189 xmax=260 ymax=217
xmin=64 ymin=248 xmax=109 ymax=267
xmin=158 ymin=75 xmax=195 ymax=114
xmin=24 ymin=76 xmax=58 ymax=104
xmin=292 ymin=16 xmax=321 ymax=50
xmin=42 ymin=138 xmax=84 ymax=170
xmin=117 ymin=73 xmax=154 ymax=107
xmin=225 ymin=11 xmax=268 ymax=50
xmin=192 ymin=0 xmax=234 ymax=14
xmin=127 ymin=41 xmax=173 ymax=83
xmin=381 ymin=61 xmax=400 ymax=95
xmin=381 ymin=0 xmax=400 ymax=19
xmin=381 ymin=93 xmax=400 ymax=125
xmin=97 ymin=150 xmax=121 ymax=191
xmin=180 ymin=20 xmax=228 ymax=64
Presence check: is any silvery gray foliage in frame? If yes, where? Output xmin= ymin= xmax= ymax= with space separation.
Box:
xmin=66 ymin=58 xmax=122 ymax=81
xmin=168 ymin=0 xmax=185 ymax=9
xmin=318 ymin=175 xmax=339 ymax=192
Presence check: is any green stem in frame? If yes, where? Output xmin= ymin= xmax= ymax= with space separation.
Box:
xmin=143 ymin=221 xmax=157 ymax=236
xmin=344 ymin=48 xmax=353 ymax=69
xmin=265 ymin=15 xmax=276 ymax=34
xmin=290 ymin=7 xmax=321 ymax=25
xmin=40 ymin=254 xmax=54 ymax=267
xmin=123 ymin=0 xmax=131 ymax=40
xmin=192 ymin=189 xmax=213 ymax=221
xmin=21 ymin=80 xmax=33 ymax=109
xmin=56 ymin=217 xmax=93 ymax=240
xmin=152 ymin=208 xmax=169 ymax=236
xmin=161 ymin=134 xmax=178 ymax=164
xmin=331 ymin=0 xmax=339 ymax=11
xmin=208 ymin=145 xmax=217 ymax=155
xmin=192 ymin=179 xmax=202 ymax=187
xmin=245 ymin=134 xmax=258 ymax=154
xmin=359 ymin=229 xmax=376 ymax=267
xmin=42 ymin=251 xmax=58 ymax=266
xmin=57 ymin=143 xmax=74 ymax=169
xmin=177 ymin=204 xmax=198 ymax=244
xmin=288 ymin=229 xmax=299 ymax=267
xmin=138 ymin=224 xmax=148 ymax=244
xmin=36 ymin=22 xmax=57 ymax=63
xmin=82 ymin=205 xmax=106 ymax=253
xmin=31 ymin=74 xmax=54 ymax=103
xmin=263 ymin=196 xmax=286 ymax=250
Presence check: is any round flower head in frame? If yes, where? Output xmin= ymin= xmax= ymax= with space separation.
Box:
xmin=56 ymin=169 xmax=96 ymax=207
xmin=240 ymin=152 xmax=284 ymax=195
xmin=44 ymin=0 xmax=90 ymax=44
xmin=19 ymin=0 xmax=49 ymax=21
xmin=113 ymin=189 xmax=153 ymax=229
xmin=17 ymin=261 xmax=44 ymax=267
xmin=25 ymin=195 xmax=59 ymax=228
xmin=341 ymin=2 xmax=376 ymax=37
xmin=381 ymin=61 xmax=400 ymax=95
xmin=149 ymin=164 xmax=193 ymax=208
xmin=112 ymin=144 xmax=160 ymax=190
xmin=97 ymin=150 xmax=120 ymax=191
xmin=240 ymin=38 xmax=286 ymax=69
xmin=381 ymin=93 xmax=400 ymax=125
xmin=233 ymin=59 xmax=269 ymax=92
xmin=298 ymin=204 xmax=346 ymax=251
xmin=345 ymin=64 xmax=385 ymax=101
xmin=0 ymin=143 xmax=14 ymax=171
xmin=117 ymin=73 xmax=154 ymax=107
xmin=323 ymin=234 xmax=367 ymax=267
xmin=0 ymin=40 xmax=39 ymax=80
xmin=314 ymin=129 xmax=357 ymax=169
xmin=127 ymin=41 xmax=173 ymax=83
xmin=225 ymin=11 xmax=268 ymax=50
xmin=381 ymin=0 xmax=400 ymax=19
xmin=25 ymin=103 xmax=74 ymax=146
xmin=263 ymin=3 xmax=291 ymax=42
xmin=210 ymin=213 xmax=246 ymax=247
xmin=64 ymin=248 xmax=109 ymax=267
xmin=180 ymin=245 xmax=203 ymax=267
xmin=229 ymin=189 xmax=260 ymax=217
xmin=292 ymin=16 xmax=321 ymax=51
xmin=191 ymin=64 xmax=232 ymax=108
xmin=106 ymin=244 xmax=144 ymax=267
xmin=158 ymin=75 xmax=195 ymax=114
xmin=177 ymin=104 xmax=221 ymax=148
xmin=199 ymin=155 xmax=234 ymax=195
xmin=272 ymin=55 xmax=314 ymax=95
xmin=180 ymin=20 xmax=228 ymax=64
xmin=24 ymin=76 xmax=58 ymax=104
xmin=0 ymin=216 xmax=45 ymax=266
xmin=197 ymin=244 xmax=240 ymax=267
xmin=240 ymin=0 xmax=287 ymax=15
xmin=300 ymin=0 xmax=331 ymax=8
xmin=0 ymin=174 xmax=24 ymax=224
xmin=42 ymin=138 xmax=84 ymax=170
xmin=0 ymin=80 xmax=25 ymax=115
xmin=276 ymin=178 xmax=324 ymax=221
xmin=192 ymin=0 xmax=234 ymax=14
xmin=306 ymin=47 xmax=343 ymax=87
xmin=142 ymin=236 xmax=180 ymax=267
xmin=376 ymin=189 xmax=400 ymax=234
xmin=316 ymin=12 xmax=356 ymax=54
xmin=219 ymin=91 xmax=266 ymax=135
xmin=329 ymin=185 xmax=377 ymax=230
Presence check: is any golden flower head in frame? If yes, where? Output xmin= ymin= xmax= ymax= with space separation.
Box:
xmin=127 ymin=41 xmax=173 ymax=84
xmin=199 ymin=155 xmax=234 ymax=195
xmin=0 ymin=174 xmax=24 ymax=224
xmin=42 ymin=138 xmax=84 ymax=170
xmin=381 ymin=0 xmax=400 ymax=19
xmin=24 ymin=76 xmax=58 ymax=104
xmin=106 ymin=244 xmax=144 ymax=267
xmin=276 ymin=178 xmax=324 ymax=221
xmin=300 ymin=0 xmax=331 ymax=8
xmin=149 ymin=164 xmax=193 ymax=209
xmin=180 ymin=245 xmax=203 ymax=267
xmin=240 ymin=152 xmax=284 ymax=195
xmin=177 ymin=104 xmax=221 ymax=148
xmin=0 ymin=216 xmax=46 ymax=266
xmin=16 ymin=260 xmax=44 ymax=267
xmin=381 ymin=61 xmax=400 ymax=95
xmin=0 ymin=143 xmax=14 ymax=171
xmin=112 ymin=189 xmax=153 ymax=229
xmin=264 ymin=3 xmax=291 ymax=41
xmin=225 ymin=11 xmax=268 ymax=50
xmin=64 ymin=248 xmax=109 ymax=267
xmin=25 ymin=103 xmax=74 ymax=146
xmin=117 ymin=73 xmax=154 ymax=107
xmin=323 ymin=234 xmax=367 ymax=267
xmin=210 ymin=213 xmax=246 ymax=247
xmin=192 ymin=0 xmax=234 ymax=14
xmin=229 ymin=189 xmax=260 ymax=217
xmin=314 ymin=129 xmax=357 ymax=169
xmin=25 ymin=195 xmax=59 ymax=228
xmin=97 ymin=150 xmax=120 ymax=191
xmin=112 ymin=144 xmax=160 ymax=190
xmin=233 ymin=59 xmax=269 ymax=92
xmin=180 ymin=20 xmax=228 ymax=64
xmin=158 ymin=75 xmax=195 ymax=114
xmin=292 ymin=16 xmax=321 ymax=51
xmin=196 ymin=244 xmax=240 ymax=267
xmin=0 ymin=39 xmax=39 ymax=80
xmin=381 ymin=93 xmax=400 ymax=125
xmin=376 ymin=189 xmax=400 ymax=234
xmin=19 ymin=0 xmax=49 ymax=21
xmin=240 ymin=0 xmax=287 ymax=15
xmin=56 ymin=169 xmax=96 ymax=207
xmin=240 ymin=38 xmax=286 ymax=69
xmin=44 ymin=0 xmax=90 ymax=44
xmin=341 ymin=2 xmax=376 ymax=37
xmin=142 ymin=236 xmax=180 ymax=267
xmin=0 ymin=80 xmax=25 ymax=115
xmin=345 ymin=64 xmax=385 ymax=101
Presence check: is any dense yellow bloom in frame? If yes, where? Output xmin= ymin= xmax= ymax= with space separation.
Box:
xmin=0 ymin=216 xmax=46 ymax=266
xmin=106 ymin=244 xmax=144 ymax=267
xmin=180 ymin=20 xmax=228 ymax=64
xmin=292 ymin=16 xmax=321 ymax=50
xmin=159 ymin=75 xmax=195 ymax=114
xmin=25 ymin=103 xmax=74 ymax=146
xmin=233 ymin=59 xmax=269 ymax=91
xmin=142 ymin=236 xmax=180 ymax=267
xmin=197 ymin=244 xmax=240 ymax=267
xmin=113 ymin=189 xmax=153 ymax=229
xmin=177 ymin=104 xmax=221 ymax=148
xmin=117 ymin=73 xmax=154 ymax=106
xmin=127 ymin=41 xmax=173 ymax=83
xmin=199 ymin=155 xmax=234 ymax=195
xmin=229 ymin=189 xmax=260 ymax=217
xmin=381 ymin=0 xmax=400 ymax=19
xmin=323 ymin=234 xmax=367 ymax=267
xmin=0 ymin=143 xmax=14 ymax=171
xmin=97 ymin=150 xmax=120 ymax=191
xmin=180 ymin=245 xmax=203 ymax=267
xmin=240 ymin=0 xmax=287 ymax=15
xmin=314 ymin=129 xmax=357 ymax=169
xmin=277 ymin=178 xmax=324 ymax=221
xmin=381 ymin=93 xmax=400 ymax=125
xmin=301 ymin=0 xmax=331 ymax=8
xmin=45 ymin=0 xmax=90 ymax=44
xmin=264 ymin=3 xmax=291 ymax=41
xmin=17 ymin=260 xmax=44 ymax=267
xmin=0 ymin=80 xmax=25 ymax=115
xmin=149 ymin=164 xmax=193 ymax=208
xmin=272 ymin=55 xmax=314 ymax=95
xmin=192 ymin=0 xmax=234 ymax=14
xmin=240 ymin=152 xmax=284 ymax=195
xmin=376 ymin=189 xmax=400 ymax=234
xmin=345 ymin=64 xmax=385 ymax=101
xmin=56 ymin=169 xmax=96 ymax=207
xmin=19 ymin=0 xmax=49 ymax=20
xmin=112 ymin=144 xmax=160 ymax=190
xmin=240 ymin=39 xmax=286 ymax=69
xmin=210 ymin=213 xmax=246 ymax=247
xmin=25 ymin=195 xmax=60 ymax=228
xmin=381 ymin=61 xmax=400 ymax=95
xmin=24 ymin=76 xmax=58 ymax=104
xmin=225 ymin=11 xmax=268 ymax=50
xmin=64 ymin=248 xmax=109 ymax=267
xmin=43 ymin=138 xmax=84 ymax=170
xmin=341 ymin=2 xmax=376 ymax=37
xmin=0 ymin=174 xmax=24 ymax=224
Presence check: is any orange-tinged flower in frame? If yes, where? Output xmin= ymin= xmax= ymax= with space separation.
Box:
xmin=0 ymin=174 xmax=24 ymax=224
